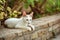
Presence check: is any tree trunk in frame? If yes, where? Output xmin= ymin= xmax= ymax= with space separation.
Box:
xmin=30 ymin=0 xmax=47 ymax=14
xmin=12 ymin=0 xmax=24 ymax=11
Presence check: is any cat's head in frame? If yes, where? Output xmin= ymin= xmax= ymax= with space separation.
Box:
xmin=22 ymin=11 xmax=34 ymax=24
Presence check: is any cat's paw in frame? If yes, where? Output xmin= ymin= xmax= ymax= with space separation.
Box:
xmin=26 ymin=27 xmax=32 ymax=31
xmin=32 ymin=26 xmax=35 ymax=31
xmin=28 ymin=24 xmax=35 ymax=31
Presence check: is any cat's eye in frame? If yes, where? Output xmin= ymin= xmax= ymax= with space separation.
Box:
xmin=26 ymin=19 xmax=28 ymax=21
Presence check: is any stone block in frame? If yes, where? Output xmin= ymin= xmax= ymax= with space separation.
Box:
xmin=13 ymin=36 xmax=24 ymax=40
xmin=48 ymin=19 xmax=60 ymax=27
xmin=48 ymin=23 xmax=60 ymax=32
xmin=4 ymin=33 xmax=16 ymax=40
xmin=41 ymin=35 xmax=47 ymax=40
xmin=48 ymin=21 xmax=54 ymax=27
xmin=24 ymin=34 xmax=31 ymax=40
xmin=35 ymin=22 xmax=48 ymax=31
xmin=35 ymin=27 xmax=40 ymax=31
xmin=38 ymin=29 xmax=49 ymax=40
xmin=46 ymin=31 xmax=53 ymax=39
xmin=22 ymin=30 xmax=31 ymax=35
xmin=54 ymin=23 xmax=60 ymax=29
xmin=33 ymin=37 xmax=41 ymax=40
xmin=53 ymin=19 xmax=60 ymax=25
xmin=48 ymin=27 xmax=53 ymax=32
xmin=40 ymin=23 xmax=48 ymax=28
xmin=31 ymin=32 xmax=38 ymax=40
xmin=53 ymin=28 xmax=60 ymax=35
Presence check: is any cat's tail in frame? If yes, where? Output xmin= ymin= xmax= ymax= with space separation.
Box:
xmin=3 ymin=22 xmax=8 ymax=28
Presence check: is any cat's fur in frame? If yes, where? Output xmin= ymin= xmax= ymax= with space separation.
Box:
xmin=4 ymin=11 xmax=35 ymax=31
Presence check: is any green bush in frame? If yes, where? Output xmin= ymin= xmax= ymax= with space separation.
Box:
xmin=0 ymin=0 xmax=60 ymax=20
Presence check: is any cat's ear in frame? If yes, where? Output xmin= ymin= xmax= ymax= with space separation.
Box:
xmin=22 ymin=11 xmax=26 ymax=16
xmin=30 ymin=12 xmax=34 ymax=17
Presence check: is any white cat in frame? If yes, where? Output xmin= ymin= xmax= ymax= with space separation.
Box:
xmin=4 ymin=11 xmax=35 ymax=31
